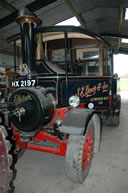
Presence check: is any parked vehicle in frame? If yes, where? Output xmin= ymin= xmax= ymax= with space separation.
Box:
xmin=0 ymin=8 xmax=121 ymax=192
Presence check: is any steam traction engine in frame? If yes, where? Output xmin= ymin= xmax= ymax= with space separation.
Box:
xmin=0 ymin=7 xmax=121 ymax=192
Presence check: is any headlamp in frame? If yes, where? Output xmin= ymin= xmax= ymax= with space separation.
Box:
xmin=88 ymin=103 xmax=94 ymax=109
xmin=69 ymin=95 xmax=80 ymax=108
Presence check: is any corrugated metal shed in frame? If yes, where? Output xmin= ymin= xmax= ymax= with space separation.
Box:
xmin=0 ymin=0 xmax=128 ymax=55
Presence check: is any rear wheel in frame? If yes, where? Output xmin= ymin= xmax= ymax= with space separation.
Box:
xmin=107 ymin=114 xmax=120 ymax=127
xmin=65 ymin=119 xmax=94 ymax=183
xmin=0 ymin=125 xmax=16 ymax=193
xmin=107 ymin=94 xmax=121 ymax=127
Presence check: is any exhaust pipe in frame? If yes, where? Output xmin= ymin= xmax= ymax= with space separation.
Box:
xmin=16 ymin=8 xmax=40 ymax=78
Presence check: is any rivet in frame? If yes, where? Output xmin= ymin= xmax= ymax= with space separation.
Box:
xmin=1 ymin=155 xmax=4 ymax=159
xmin=2 ymin=169 xmax=6 ymax=173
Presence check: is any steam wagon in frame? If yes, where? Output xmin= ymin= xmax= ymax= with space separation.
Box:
xmin=0 ymin=8 xmax=121 ymax=193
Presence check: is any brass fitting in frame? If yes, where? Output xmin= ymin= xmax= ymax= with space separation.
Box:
xmin=16 ymin=15 xmax=40 ymax=24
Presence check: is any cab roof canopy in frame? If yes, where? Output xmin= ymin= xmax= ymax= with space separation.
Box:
xmin=0 ymin=0 xmax=128 ymax=55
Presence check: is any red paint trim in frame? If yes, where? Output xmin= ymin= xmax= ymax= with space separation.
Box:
xmin=78 ymin=104 xmax=85 ymax=108
xmin=11 ymin=107 xmax=71 ymax=156
xmin=38 ymin=61 xmax=53 ymax=75
xmin=26 ymin=143 xmax=66 ymax=156
xmin=82 ymin=129 xmax=94 ymax=170
xmin=45 ymin=107 xmax=71 ymax=128
xmin=7 ymin=73 xmax=19 ymax=77
xmin=109 ymin=95 xmax=112 ymax=108
xmin=13 ymin=130 xmax=68 ymax=156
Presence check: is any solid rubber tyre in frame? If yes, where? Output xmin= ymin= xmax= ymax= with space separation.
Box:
xmin=0 ymin=125 xmax=16 ymax=193
xmin=107 ymin=114 xmax=120 ymax=127
xmin=65 ymin=119 xmax=94 ymax=183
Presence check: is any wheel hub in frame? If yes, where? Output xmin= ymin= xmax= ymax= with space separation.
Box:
xmin=82 ymin=129 xmax=94 ymax=170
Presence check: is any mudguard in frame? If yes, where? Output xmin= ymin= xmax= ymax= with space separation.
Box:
xmin=62 ymin=108 xmax=102 ymax=152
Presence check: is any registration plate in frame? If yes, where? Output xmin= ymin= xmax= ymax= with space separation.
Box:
xmin=11 ymin=79 xmax=37 ymax=88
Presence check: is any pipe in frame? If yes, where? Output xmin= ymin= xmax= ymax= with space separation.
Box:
xmin=13 ymin=40 xmax=17 ymax=80
xmin=0 ymin=0 xmax=17 ymax=13
xmin=36 ymin=33 xmax=44 ymax=60
xmin=16 ymin=8 xmax=40 ymax=78
xmin=64 ymin=32 xmax=69 ymax=104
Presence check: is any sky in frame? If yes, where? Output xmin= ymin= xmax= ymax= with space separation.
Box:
xmin=114 ymin=54 xmax=128 ymax=76
xmin=56 ymin=17 xmax=128 ymax=77
xmin=55 ymin=16 xmax=80 ymax=26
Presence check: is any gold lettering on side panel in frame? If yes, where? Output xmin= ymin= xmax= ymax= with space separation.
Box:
xmin=76 ymin=81 xmax=109 ymax=98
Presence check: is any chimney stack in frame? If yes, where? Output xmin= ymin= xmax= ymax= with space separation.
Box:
xmin=16 ymin=8 xmax=40 ymax=78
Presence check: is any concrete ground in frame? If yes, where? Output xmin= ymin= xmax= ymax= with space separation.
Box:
xmin=14 ymin=91 xmax=128 ymax=193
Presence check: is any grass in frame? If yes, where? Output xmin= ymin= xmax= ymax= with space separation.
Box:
xmin=120 ymin=78 xmax=128 ymax=91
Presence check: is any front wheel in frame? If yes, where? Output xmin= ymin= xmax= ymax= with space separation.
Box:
xmin=65 ymin=119 xmax=94 ymax=183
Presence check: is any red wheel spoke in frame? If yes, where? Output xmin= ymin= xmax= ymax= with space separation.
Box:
xmin=82 ymin=128 xmax=94 ymax=171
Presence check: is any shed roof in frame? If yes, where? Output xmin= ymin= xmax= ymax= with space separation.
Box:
xmin=0 ymin=0 xmax=128 ymax=55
